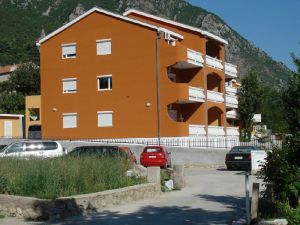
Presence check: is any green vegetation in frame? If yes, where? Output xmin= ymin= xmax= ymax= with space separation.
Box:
xmin=0 ymin=156 xmax=144 ymax=199
xmin=0 ymin=63 xmax=40 ymax=114
xmin=238 ymin=72 xmax=262 ymax=140
xmin=259 ymin=56 xmax=300 ymax=224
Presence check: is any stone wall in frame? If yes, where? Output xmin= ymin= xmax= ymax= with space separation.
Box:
xmin=0 ymin=183 xmax=160 ymax=220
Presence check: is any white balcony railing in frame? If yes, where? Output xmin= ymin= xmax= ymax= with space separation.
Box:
xmin=189 ymin=86 xmax=205 ymax=102
xmin=206 ymin=55 xmax=224 ymax=70
xmin=226 ymin=109 xmax=238 ymax=119
xmin=227 ymin=127 xmax=240 ymax=136
xmin=225 ymin=62 xmax=238 ymax=78
xmin=208 ymin=126 xmax=225 ymax=136
xmin=187 ymin=49 xmax=204 ymax=67
xmin=207 ymin=90 xmax=224 ymax=103
xmin=189 ymin=124 xmax=206 ymax=136
xmin=225 ymin=85 xmax=237 ymax=95
xmin=226 ymin=95 xmax=238 ymax=108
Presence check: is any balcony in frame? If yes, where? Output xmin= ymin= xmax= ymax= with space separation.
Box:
xmin=225 ymin=85 xmax=238 ymax=95
xmin=226 ymin=109 xmax=238 ymax=119
xmin=226 ymin=95 xmax=238 ymax=108
xmin=227 ymin=127 xmax=239 ymax=136
xmin=189 ymin=124 xmax=206 ymax=136
xmin=188 ymin=86 xmax=205 ymax=102
xmin=173 ymin=46 xmax=204 ymax=69
xmin=207 ymin=90 xmax=224 ymax=103
xmin=177 ymin=85 xmax=205 ymax=103
xmin=207 ymin=126 xmax=225 ymax=136
xmin=206 ymin=55 xmax=223 ymax=70
xmin=225 ymin=62 xmax=238 ymax=78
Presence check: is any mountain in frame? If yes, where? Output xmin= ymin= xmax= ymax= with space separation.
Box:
xmin=0 ymin=0 xmax=292 ymax=86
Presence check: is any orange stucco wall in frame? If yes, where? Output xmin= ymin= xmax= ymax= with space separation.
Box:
xmin=40 ymin=11 xmax=230 ymax=139
xmin=0 ymin=116 xmax=23 ymax=138
xmin=25 ymin=95 xmax=41 ymax=138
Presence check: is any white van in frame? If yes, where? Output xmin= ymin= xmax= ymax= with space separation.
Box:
xmin=0 ymin=141 xmax=65 ymax=158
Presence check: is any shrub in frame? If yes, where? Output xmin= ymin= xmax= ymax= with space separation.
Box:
xmin=0 ymin=156 xmax=144 ymax=199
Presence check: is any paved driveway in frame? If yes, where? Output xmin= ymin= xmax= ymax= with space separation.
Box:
xmin=1 ymin=167 xmax=260 ymax=225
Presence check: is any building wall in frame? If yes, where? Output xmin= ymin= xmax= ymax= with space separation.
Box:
xmin=40 ymin=10 xmax=230 ymax=140
xmin=40 ymin=12 xmax=159 ymax=139
xmin=0 ymin=116 xmax=23 ymax=138
xmin=25 ymin=95 xmax=41 ymax=138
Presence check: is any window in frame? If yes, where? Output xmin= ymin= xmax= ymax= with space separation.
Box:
xmin=29 ymin=108 xmax=40 ymax=121
xmin=97 ymin=111 xmax=113 ymax=127
xmin=97 ymin=75 xmax=112 ymax=91
xmin=62 ymin=43 xmax=76 ymax=59
xmin=96 ymin=39 xmax=111 ymax=55
xmin=63 ymin=113 xmax=77 ymax=128
xmin=63 ymin=78 xmax=77 ymax=93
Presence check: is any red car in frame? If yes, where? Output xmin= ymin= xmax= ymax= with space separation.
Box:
xmin=140 ymin=146 xmax=171 ymax=168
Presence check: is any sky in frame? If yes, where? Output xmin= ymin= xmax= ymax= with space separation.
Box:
xmin=186 ymin=0 xmax=300 ymax=71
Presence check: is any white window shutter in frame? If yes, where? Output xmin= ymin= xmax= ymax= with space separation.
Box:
xmin=63 ymin=114 xmax=77 ymax=128
xmin=98 ymin=112 xmax=113 ymax=127
xmin=62 ymin=45 xmax=76 ymax=58
xmin=63 ymin=79 xmax=77 ymax=93
xmin=97 ymin=40 xmax=111 ymax=55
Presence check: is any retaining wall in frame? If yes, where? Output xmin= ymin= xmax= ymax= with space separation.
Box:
xmin=0 ymin=183 xmax=160 ymax=220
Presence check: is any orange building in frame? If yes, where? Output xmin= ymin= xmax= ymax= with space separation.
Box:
xmin=37 ymin=8 xmax=239 ymax=141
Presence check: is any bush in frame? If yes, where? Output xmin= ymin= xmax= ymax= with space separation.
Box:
xmin=0 ymin=156 xmax=145 ymax=199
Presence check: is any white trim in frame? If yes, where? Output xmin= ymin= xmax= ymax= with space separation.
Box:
xmin=37 ymin=7 xmax=183 ymax=45
xmin=62 ymin=78 xmax=77 ymax=81
xmin=62 ymin=113 xmax=77 ymax=116
xmin=123 ymin=9 xmax=228 ymax=45
xmin=96 ymin=39 xmax=111 ymax=43
xmin=61 ymin=43 xmax=77 ymax=47
xmin=97 ymin=75 xmax=112 ymax=91
xmin=0 ymin=114 xmax=24 ymax=118
xmin=97 ymin=111 xmax=113 ymax=114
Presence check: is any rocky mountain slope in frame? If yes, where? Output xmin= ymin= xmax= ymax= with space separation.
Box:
xmin=0 ymin=0 xmax=292 ymax=86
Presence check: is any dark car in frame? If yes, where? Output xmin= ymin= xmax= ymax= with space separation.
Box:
xmin=69 ymin=145 xmax=137 ymax=163
xmin=225 ymin=146 xmax=258 ymax=170
xmin=0 ymin=145 xmax=7 ymax=151
xmin=140 ymin=146 xmax=171 ymax=168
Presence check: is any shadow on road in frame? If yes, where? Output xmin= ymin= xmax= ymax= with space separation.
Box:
xmin=39 ymin=203 xmax=241 ymax=225
xmin=195 ymin=194 xmax=244 ymax=210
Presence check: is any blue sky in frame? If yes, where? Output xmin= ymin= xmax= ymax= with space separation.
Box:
xmin=186 ymin=0 xmax=300 ymax=71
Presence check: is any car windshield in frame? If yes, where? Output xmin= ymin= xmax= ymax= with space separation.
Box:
xmin=230 ymin=146 xmax=255 ymax=153
xmin=144 ymin=147 xmax=162 ymax=153
xmin=1 ymin=143 xmax=24 ymax=154
xmin=0 ymin=145 xmax=8 ymax=153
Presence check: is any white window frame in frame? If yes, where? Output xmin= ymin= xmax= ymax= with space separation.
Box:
xmin=63 ymin=113 xmax=77 ymax=129
xmin=97 ymin=111 xmax=113 ymax=127
xmin=62 ymin=78 xmax=77 ymax=94
xmin=96 ymin=39 xmax=112 ymax=55
xmin=97 ymin=75 xmax=112 ymax=91
xmin=62 ymin=43 xmax=77 ymax=59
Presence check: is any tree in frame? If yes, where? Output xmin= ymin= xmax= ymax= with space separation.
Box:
xmin=238 ymin=72 xmax=262 ymax=140
xmin=0 ymin=62 xmax=40 ymax=114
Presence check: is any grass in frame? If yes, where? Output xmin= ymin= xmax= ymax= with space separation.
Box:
xmin=0 ymin=156 xmax=145 ymax=199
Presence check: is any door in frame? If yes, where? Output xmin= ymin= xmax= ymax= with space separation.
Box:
xmin=4 ymin=121 xmax=12 ymax=138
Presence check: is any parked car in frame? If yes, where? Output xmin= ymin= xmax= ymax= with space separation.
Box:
xmin=0 ymin=141 xmax=65 ymax=158
xmin=225 ymin=146 xmax=258 ymax=170
xmin=68 ymin=145 xmax=137 ymax=163
xmin=140 ymin=146 xmax=171 ymax=168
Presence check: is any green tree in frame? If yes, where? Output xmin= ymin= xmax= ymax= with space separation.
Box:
xmin=0 ymin=62 xmax=40 ymax=114
xmin=238 ymin=72 xmax=262 ymax=140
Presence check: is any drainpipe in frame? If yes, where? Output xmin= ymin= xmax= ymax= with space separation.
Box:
xmin=155 ymin=31 xmax=161 ymax=145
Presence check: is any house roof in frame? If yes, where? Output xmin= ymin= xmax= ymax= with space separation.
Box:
xmin=0 ymin=114 xmax=24 ymax=118
xmin=0 ymin=64 xmax=18 ymax=75
xmin=37 ymin=7 xmax=184 ymax=45
xmin=123 ymin=9 xmax=228 ymax=45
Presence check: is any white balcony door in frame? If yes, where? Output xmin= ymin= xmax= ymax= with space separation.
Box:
xmin=4 ymin=121 xmax=12 ymax=138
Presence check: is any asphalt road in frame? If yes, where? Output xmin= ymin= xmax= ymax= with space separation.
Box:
xmin=1 ymin=167 xmax=261 ymax=225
